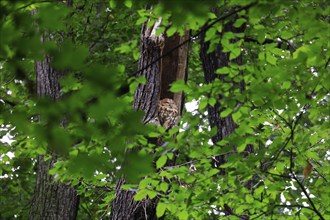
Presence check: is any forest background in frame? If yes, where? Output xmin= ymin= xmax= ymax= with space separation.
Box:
xmin=0 ymin=0 xmax=329 ymax=219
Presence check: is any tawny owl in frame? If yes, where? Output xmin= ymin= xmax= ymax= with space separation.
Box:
xmin=158 ymin=98 xmax=179 ymax=131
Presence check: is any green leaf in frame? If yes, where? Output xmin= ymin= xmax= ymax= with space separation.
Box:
xmin=69 ymin=149 xmax=78 ymax=157
xmin=167 ymin=152 xmax=174 ymax=160
xmin=205 ymin=27 xmax=217 ymax=42
xmin=237 ymin=143 xmax=247 ymax=153
xmin=177 ymin=211 xmax=189 ymax=220
xmin=293 ymin=44 xmax=324 ymax=67
xmin=206 ymin=168 xmax=219 ymax=177
xmin=156 ymin=155 xmax=167 ymax=169
xmin=216 ymin=67 xmax=230 ymax=74
xmin=208 ymin=97 xmax=216 ymax=107
xmin=124 ymin=0 xmax=132 ymax=8
xmin=134 ymin=189 xmax=148 ymax=201
xmin=199 ymin=98 xmax=208 ymax=111
xmin=159 ymin=182 xmax=169 ymax=192
xmin=109 ymin=0 xmax=116 ymax=8
xmin=232 ymin=110 xmax=242 ymax=123
xmin=138 ymin=136 xmax=148 ymax=145
xmin=136 ymin=76 xmax=146 ymax=84
xmin=220 ymin=108 xmax=233 ymax=117
xmin=170 ymin=80 xmax=191 ymax=93
xmin=239 ymin=106 xmax=249 ymax=115
xmin=233 ymin=18 xmax=246 ymax=28
xmin=156 ymin=202 xmax=167 ymax=217
xmin=220 ymin=161 xmax=234 ymax=168
xmin=254 ymin=185 xmax=264 ymax=196
xmin=136 ymin=16 xmax=148 ymax=25
xmin=266 ymin=52 xmax=277 ymax=65
xmin=282 ymin=81 xmax=291 ymax=89
xmin=148 ymin=132 xmax=160 ymax=138
xmin=167 ymin=26 xmax=177 ymax=37
xmin=156 ymin=26 xmax=166 ymax=36
xmin=280 ymin=30 xmax=294 ymax=39
xmin=147 ymin=190 xmax=158 ymax=199
xmin=229 ymin=47 xmax=241 ymax=60
xmin=103 ymin=194 xmax=114 ymax=203
xmin=258 ymin=52 xmax=265 ymax=61
xmin=139 ymin=178 xmax=151 ymax=188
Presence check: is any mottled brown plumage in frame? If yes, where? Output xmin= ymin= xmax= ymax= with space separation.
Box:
xmin=158 ymin=98 xmax=179 ymax=131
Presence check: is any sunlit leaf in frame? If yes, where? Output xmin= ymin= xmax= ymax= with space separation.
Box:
xmin=156 ymin=155 xmax=167 ymax=169
xmin=156 ymin=202 xmax=167 ymax=217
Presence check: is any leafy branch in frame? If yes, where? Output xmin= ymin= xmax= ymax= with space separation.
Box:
xmin=287 ymin=105 xmax=324 ymax=220
xmin=289 ymin=147 xmax=325 ymax=220
xmin=262 ymin=102 xmax=324 ymax=219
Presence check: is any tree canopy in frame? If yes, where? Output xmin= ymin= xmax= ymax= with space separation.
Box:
xmin=0 ymin=0 xmax=329 ymax=219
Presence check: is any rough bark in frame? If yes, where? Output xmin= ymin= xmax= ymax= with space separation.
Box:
xmin=200 ymin=13 xmax=253 ymax=219
xmin=133 ymin=20 xmax=164 ymax=124
xmin=29 ymin=44 xmax=79 ymax=220
xmin=29 ymin=2 xmax=79 ymax=219
xmin=200 ymin=17 xmax=246 ymax=169
xmin=29 ymin=156 xmax=79 ymax=220
xmin=111 ymin=20 xmax=189 ymax=220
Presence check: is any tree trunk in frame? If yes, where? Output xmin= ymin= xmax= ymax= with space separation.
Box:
xmin=29 ymin=1 xmax=79 ymax=219
xmin=200 ymin=14 xmax=251 ymax=219
xmin=200 ymin=16 xmax=246 ymax=169
xmin=29 ymin=156 xmax=79 ymax=220
xmin=110 ymin=19 xmax=189 ymax=220
xmin=29 ymin=58 xmax=79 ymax=220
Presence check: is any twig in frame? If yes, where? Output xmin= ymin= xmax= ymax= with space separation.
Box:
xmin=291 ymin=172 xmax=325 ymax=219
xmin=313 ymin=166 xmax=328 ymax=182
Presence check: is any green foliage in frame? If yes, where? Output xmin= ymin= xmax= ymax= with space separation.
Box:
xmin=1 ymin=0 xmax=329 ymax=219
